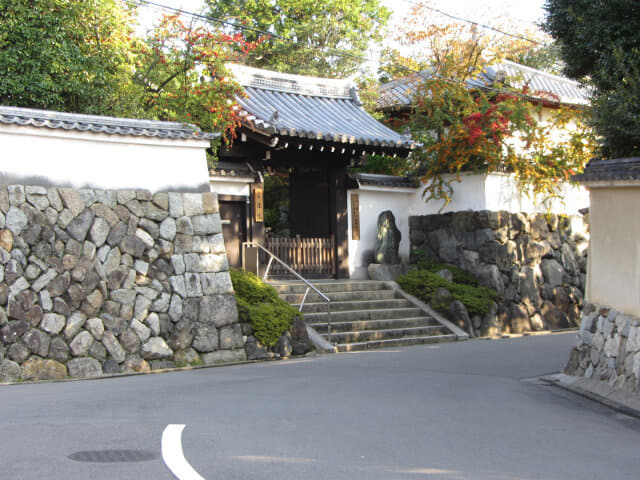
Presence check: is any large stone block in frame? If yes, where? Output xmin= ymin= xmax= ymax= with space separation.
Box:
xmin=192 ymin=323 xmax=219 ymax=352
xmin=67 ymin=357 xmax=102 ymax=378
xmin=198 ymin=294 xmax=238 ymax=327
xmin=141 ymin=337 xmax=173 ymax=360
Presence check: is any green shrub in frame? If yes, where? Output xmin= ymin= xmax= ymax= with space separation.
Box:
xmin=410 ymin=250 xmax=478 ymax=287
xmin=230 ymin=268 xmax=280 ymax=304
xmin=229 ymin=268 xmax=299 ymax=347
xmin=397 ymin=269 xmax=497 ymax=317
xmin=246 ymin=302 xmax=298 ymax=347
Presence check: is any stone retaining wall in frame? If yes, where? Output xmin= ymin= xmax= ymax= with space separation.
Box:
xmin=0 ymin=185 xmax=244 ymax=382
xmin=565 ymin=302 xmax=640 ymax=393
xmin=409 ymin=210 xmax=589 ymax=336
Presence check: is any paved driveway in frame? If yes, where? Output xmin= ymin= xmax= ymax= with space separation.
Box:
xmin=2 ymin=332 xmax=639 ymax=480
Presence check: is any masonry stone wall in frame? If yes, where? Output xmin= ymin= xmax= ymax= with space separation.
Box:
xmin=409 ymin=210 xmax=589 ymax=336
xmin=0 ymin=185 xmax=244 ymax=382
xmin=565 ymin=303 xmax=640 ymax=393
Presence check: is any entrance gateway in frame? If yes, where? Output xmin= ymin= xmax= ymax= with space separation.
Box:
xmin=210 ymin=64 xmax=414 ymax=278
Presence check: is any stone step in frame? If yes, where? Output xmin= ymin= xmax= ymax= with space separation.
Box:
xmin=310 ymin=317 xmax=440 ymax=334
xmin=280 ymin=288 xmax=399 ymax=304
xmin=327 ymin=325 xmax=447 ymax=344
xmin=269 ymin=280 xmax=388 ymax=295
xmin=335 ymin=334 xmax=459 ymax=352
xmin=304 ymin=307 xmax=425 ymax=323
xmin=299 ymin=298 xmax=412 ymax=313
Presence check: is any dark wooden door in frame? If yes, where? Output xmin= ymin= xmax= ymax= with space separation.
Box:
xmin=219 ymin=201 xmax=246 ymax=269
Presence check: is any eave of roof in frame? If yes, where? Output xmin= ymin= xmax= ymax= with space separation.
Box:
xmin=0 ymin=106 xmax=219 ymax=140
xmin=377 ymin=60 xmax=589 ymax=110
xmin=573 ymin=157 xmax=640 ymax=185
xmin=228 ymin=64 xmax=414 ymax=154
xmin=349 ymin=172 xmax=418 ymax=189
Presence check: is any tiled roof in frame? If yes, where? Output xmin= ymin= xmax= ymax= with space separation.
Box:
xmin=349 ymin=172 xmax=418 ymax=189
xmin=210 ymin=161 xmax=256 ymax=180
xmin=0 ymin=106 xmax=219 ymax=140
xmin=573 ymin=157 xmax=640 ymax=183
xmin=228 ymin=64 xmax=414 ymax=152
xmin=378 ymin=60 xmax=589 ymax=110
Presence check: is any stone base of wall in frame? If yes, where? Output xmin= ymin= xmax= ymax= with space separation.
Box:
xmin=410 ymin=210 xmax=589 ymax=336
xmin=565 ymin=302 xmax=640 ymax=393
xmin=0 ymin=184 xmax=244 ymax=383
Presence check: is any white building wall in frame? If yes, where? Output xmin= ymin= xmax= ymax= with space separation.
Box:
xmin=409 ymin=172 xmax=588 ymax=215
xmin=409 ymin=172 xmax=487 ymax=215
xmin=0 ymin=124 xmax=211 ymax=192
xmin=209 ymin=179 xmax=251 ymax=197
xmin=348 ymin=187 xmax=413 ymax=279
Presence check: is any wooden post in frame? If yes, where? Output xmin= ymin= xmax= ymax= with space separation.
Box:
xmin=328 ymin=166 xmax=349 ymax=279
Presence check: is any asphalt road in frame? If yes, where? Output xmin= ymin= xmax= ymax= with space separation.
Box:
xmin=2 ymin=332 xmax=640 ymax=480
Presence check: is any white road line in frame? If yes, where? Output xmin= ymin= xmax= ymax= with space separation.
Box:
xmin=162 ymin=424 xmax=206 ymax=480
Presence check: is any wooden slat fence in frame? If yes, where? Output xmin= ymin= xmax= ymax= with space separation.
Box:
xmin=265 ymin=235 xmax=335 ymax=277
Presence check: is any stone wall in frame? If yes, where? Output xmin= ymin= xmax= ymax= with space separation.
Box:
xmin=409 ymin=210 xmax=589 ymax=336
xmin=565 ymin=302 xmax=640 ymax=393
xmin=0 ymin=185 xmax=244 ymax=382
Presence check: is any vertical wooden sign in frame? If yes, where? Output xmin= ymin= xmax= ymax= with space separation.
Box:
xmin=254 ymin=187 xmax=264 ymax=222
xmin=351 ymin=193 xmax=360 ymax=240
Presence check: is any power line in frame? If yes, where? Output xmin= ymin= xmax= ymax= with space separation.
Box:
xmin=125 ymin=0 xmax=560 ymax=102
xmin=397 ymin=0 xmax=549 ymax=47
xmin=128 ymin=0 xmax=367 ymax=63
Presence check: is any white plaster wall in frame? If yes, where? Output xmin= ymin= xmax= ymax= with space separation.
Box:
xmin=409 ymin=172 xmax=487 ymax=215
xmin=348 ymin=187 xmax=412 ymax=279
xmin=209 ymin=179 xmax=251 ymax=197
xmin=484 ymin=173 xmax=589 ymax=214
xmin=0 ymin=124 xmax=211 ymax=192
xmin=408 ymin=172 xmax=588 ymax=215
xmin=587 ymin=187 xmax=640 ymax=317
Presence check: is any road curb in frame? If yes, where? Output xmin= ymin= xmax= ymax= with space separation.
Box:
xmin=0 ymin=352 xmax=321 ymax=387
xmin=539 ymin=373 xmax=640 ymax=419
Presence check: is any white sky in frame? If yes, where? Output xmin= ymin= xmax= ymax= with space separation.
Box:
xmin=135 ymin=0 xmax=549 ymax=76
xmin=137 ymin=0 xmax=548 ymax=31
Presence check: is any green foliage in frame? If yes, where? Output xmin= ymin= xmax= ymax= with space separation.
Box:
xmin=398 ymin=264 xmax=498 ymax=317
xmin=0 ymin=0 xmax=136 ymax=113
xmin=544 ymin=0 xmax=640 ymax=157
xmin=229 ymin=268 xmax=299 ymax=347
xmin=348 ymin=154 xmax=406 ymax=176
xmin=245 ymin=302 xmax=297 ymax=347
xmin=205 ymin=0 xmax=390 ymax=77
xmin=230 ymin=268 xmax=280 ymax=304
xmin=407 ymin=70 xmax=595 ymax=207
xmin=0 ymin=3 xmax=256 ymax=142
xmin=130 ymin=15 xmax=258 ymax=141
xmin=263 ymin=172 xmax=290 ymax=235
xmin=409 ymin=251 xmax=478 ymax=287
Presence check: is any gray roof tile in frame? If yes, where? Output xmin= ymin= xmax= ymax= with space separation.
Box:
xmin=0 ymin=106 xmax=219 ymax=140
xmin=349 ymin=172 xmax=418 ymax=189
xmin=229 ymin=64 xmax=414 ymax=151
xmin=378 ymin=60 xmax=589 ymax=110
xmin=573 ymin=157 xmax=640 ymax=183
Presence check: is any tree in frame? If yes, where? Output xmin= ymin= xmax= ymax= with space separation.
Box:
xmin=0 ymin=0 xmax=136 ymax=114
xmin=204 ymin=0 xmax=390 ymax=77
xmin=379 ymin=0 xmax=553 ymax=82
xmin=130 ymin=15 xmax=260 ymax=141
xmin=544 ymin=0 xmax=640 ymax=157
xmin=377 ymin=1 xmax=595 ymax=205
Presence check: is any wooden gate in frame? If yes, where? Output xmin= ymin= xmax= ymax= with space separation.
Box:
xmin=266 ymin=235 xmax=335 ymax=277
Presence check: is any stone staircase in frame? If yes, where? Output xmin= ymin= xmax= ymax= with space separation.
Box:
xmin=270 ymin=280 xmax=460 ymax=352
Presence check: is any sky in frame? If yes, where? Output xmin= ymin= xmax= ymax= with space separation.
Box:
xmin=137 ymin=0 xmax=548 ymax=32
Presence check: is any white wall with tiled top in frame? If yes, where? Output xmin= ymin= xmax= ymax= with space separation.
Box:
xmin=0 ymin=123 xmax=211 ymax=193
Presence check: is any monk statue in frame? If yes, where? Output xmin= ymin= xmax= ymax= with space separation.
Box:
xmin=374 ymin=211 xmax=401 ymax=264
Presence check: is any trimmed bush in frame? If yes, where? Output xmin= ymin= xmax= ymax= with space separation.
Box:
xmin=397 ymin=269 xmax=497 ymax=317
xmin=229 ymin=268 xmax=299 ymax=347
xmin=410 ymin=250 xmax=478 ymax=287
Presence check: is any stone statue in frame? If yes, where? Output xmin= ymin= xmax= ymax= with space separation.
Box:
xmin=374 ymin=210 xmax=401 ymax=264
